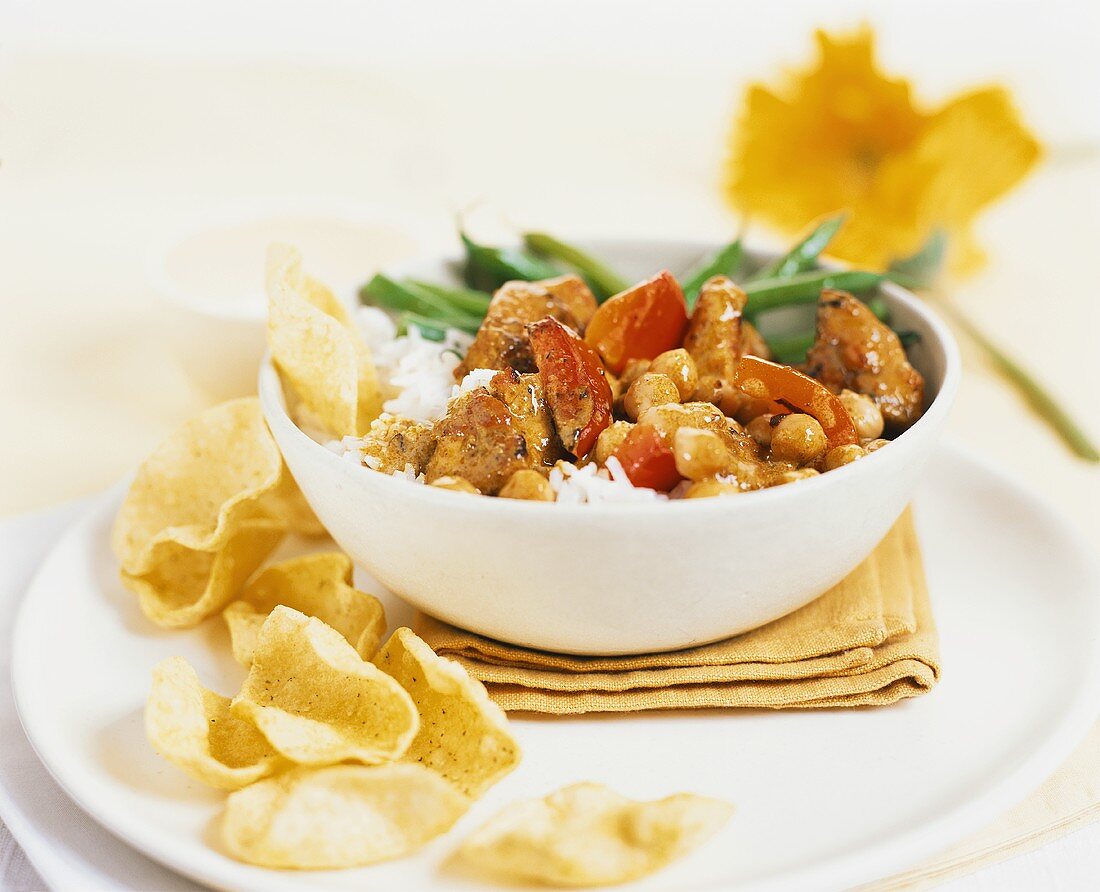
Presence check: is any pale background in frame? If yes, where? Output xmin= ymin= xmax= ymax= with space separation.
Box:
xmin=1 ymin=1 xmax=1098 ymax=888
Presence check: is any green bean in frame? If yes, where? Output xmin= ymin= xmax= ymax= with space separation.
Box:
xmin=766 ymin=331 xmax=816 ymax=365
xmin=523 ymin=232 xmax=629 ymax=300
xmin=461 ymin=233 xmax=560 ymax=291
xmin=405 ymin=279 xmax=492 ymax=315
xmin=745 ymin=270 xmax=883 ymax=317
xmin=681 ymin=240 xmax=743 ymax=308
xmin=396 ymin=310 xmax=479 ymax=340
xmin=361 ymin=274 xmax=482 ymax=327
xmin=750 ymin=212 xmax=847 ymax=281
xmin=867 ymin=295 xmax=890 ymax=324
xmin=884 ymin=270 xmax=923 ymax=291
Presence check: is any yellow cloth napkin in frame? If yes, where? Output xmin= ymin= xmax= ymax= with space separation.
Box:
xmin=416 ymin=508 xmax=939 ymax=714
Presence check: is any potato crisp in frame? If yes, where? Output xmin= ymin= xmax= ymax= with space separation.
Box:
xmin=374 ymin=628 xmax=520 ymax=798
xmin=112 ymin=398 xmax=290 ymax=628
xmin=460 ymin=782 xmax=733 ymax=886
xmin=223 ymin=553 xmax=386 ymax=667
xmin=221 ymin=763 xmax=469 ymax=869
xmin=145 ymin=657 xmax=286 ymax=790
xmin=230 ymin=606 xmax=418 ymax=765
xmin=266 ymin=243 xmax=382 ymax=437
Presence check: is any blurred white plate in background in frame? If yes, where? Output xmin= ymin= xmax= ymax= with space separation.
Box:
xmin=148 ymin=203 xmax=417 ymax=400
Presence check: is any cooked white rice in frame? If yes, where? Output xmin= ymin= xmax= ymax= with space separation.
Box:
xmin=323 ymin=309 xmax=661 ymax=503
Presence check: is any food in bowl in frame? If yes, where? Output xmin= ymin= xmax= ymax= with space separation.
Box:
xmin=261 ymin=232 xmax=957 ymax=654
xmin=298 ymin=258 xmax=925 ymax=504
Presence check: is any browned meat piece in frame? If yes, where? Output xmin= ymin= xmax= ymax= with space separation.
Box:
xmin=425 ymin=390 xmax=530 ymax=495
xmin=684 ymin=276 xmax=748 ymax=385
xmin=455 ymin=281 xmax=583 ymax=379
xmin=360 ymin=414 xmax=437 ymax=475
xmin=742 ymin=321 xmax=772 ymax=360
xmin=541 ymin=274 xmax=598 ymax=328
xmin=804 ymin=289 xmax=925 ymax=430
xmin=488 ymin=368 xmax=564 ymax=469
xmin=683 ymin=276 xmax=753 ymax=416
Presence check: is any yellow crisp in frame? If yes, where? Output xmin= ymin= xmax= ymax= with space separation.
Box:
xmin=145 ymin=657 xmax=286 ymax=791
xmin=374 ymin=628 xmax=520 ymax=798
xmin=230 ymin=606 xmax=418 ymax=766
xmin=221 ymin=763 xmax=469 ymax=869
xmin=257 ymin=469 xmax=327 ymax=538
xmin=111 ymin=398 xmax=289 ymax=627
xmin=460 ymin=783 xmax=733 ymax=887
xmin=266 ymin=244 xmax=382 ymax=438
xmin=223 ymin=553 xmax=385 ymax=667
xmin=112 ymin=398 xmax=284 ymax=576
xmin=123 ymin=524 xmax=284 ymax=629
xmin=724 ymin=28 xmax=1040 ymax=270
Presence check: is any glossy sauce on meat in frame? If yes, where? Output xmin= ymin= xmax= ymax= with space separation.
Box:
xmin=425 ymin=389 xmax=530 ymax=494
xmin=455 ymin=280 xmax=586 ymax=379
xmin=804 ymin=289 xmax=924 ymax=430
xmin=488 ymin=369 xmax=563 ymax=468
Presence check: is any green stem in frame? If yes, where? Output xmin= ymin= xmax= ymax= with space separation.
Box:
xmin=522 ymin=232 xmax=630 ymax=300
xmin=938 ymin=300 xmax=1099 ymax=462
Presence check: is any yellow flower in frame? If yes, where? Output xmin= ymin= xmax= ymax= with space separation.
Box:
xmin=724 ymin=28 xmax=1041 ymax=270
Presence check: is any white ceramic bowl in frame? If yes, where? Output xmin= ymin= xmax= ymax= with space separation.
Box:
xmin=260 ymin=239 xmax=960 ymax=655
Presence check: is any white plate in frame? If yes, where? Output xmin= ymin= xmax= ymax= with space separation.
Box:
xmin=12 ymin=444 xmax=1100 ymax=892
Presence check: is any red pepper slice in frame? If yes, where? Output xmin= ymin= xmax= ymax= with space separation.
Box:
xmin=611 ymin=424 xmax=683 ymax=492
xmin=584 ymin=270 xmax=689 ymax=375
xmin=732 ymin=356 xmax=859 ymax=447
xmin=528 ymin=316 xmax=613 ymax=458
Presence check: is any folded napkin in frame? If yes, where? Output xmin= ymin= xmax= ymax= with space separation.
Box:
xmin=416 ymin=509 xmax=938 ymax=714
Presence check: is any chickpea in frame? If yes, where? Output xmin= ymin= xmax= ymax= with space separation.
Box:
xmin=864 ymin=437 xmax=889 ymax=453
xmin=746 ymin=413 xmax=775 ymax=448
xmin=594 ymin=420 xmax=634 ymax=466
xmin=499 ymin=469 xmax=555 ymax=501
xmin=624 ymin=373 xmax=680 ymax=421
xmin=673 ymin=427 xmax=731 ymax=481
xmin=839 ymin=389 xmax=884 ymax=440
xmin=640 ymin=401 xmax=728 ymax=439
xmin=683 ymin=478 xmax=741 ymax=499
xmin=429 ymin=475 xmax=479 ymax=494
xmin=823 ymin=443 xmax=865 ymax=471
xmin=650 ymin=349 xmax=699 ymax=401
xmin=770 ymin=414 xmax=828 ymax=464
xmin=619 ymin=358 xmax=651 ymax=389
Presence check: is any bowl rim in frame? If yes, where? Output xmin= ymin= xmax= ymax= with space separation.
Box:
xmin=259 ymin=236 xmax=961 ymax=517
